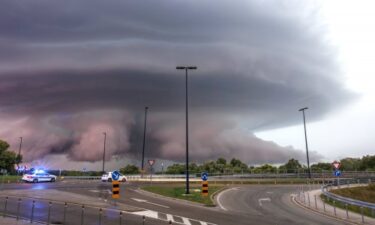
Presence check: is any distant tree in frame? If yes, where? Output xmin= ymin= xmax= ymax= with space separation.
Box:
xmin=279 ymin=158 xmax=302 ymax=173
xmin=253 ymin=164 xmax=277 ymax=173
xmin=202 ymin=161 xmax=217 ymax=173
xmin=230 ymin=158 xmax=243 ymax=167
xmin=311 ymin=162 xmax=332 ymax=171
xmin=166 ymin=164 xmax=185 ymax=174
xmin=216 ymin=158 xmax=227 ymax=165
xmin=189 ymin=163 xmax=200 ymax=174
xmin=0 ymin=140 xmax=10 ymax=153
xmin=360 ymin=155 xmax=375 ymax=171
xmin=120 ymin=164 xmax=140 ymax=174
xmin=0 ymin=140 xmax=18 ymax=174
xmin=340 ymin=157 xmax=361 ymax=171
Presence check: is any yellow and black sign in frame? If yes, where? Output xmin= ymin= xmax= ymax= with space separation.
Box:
xmin=202 ymin=181 xmax=208 ymax=197
xmin=112 ymin=181 xmax=120 ymax=199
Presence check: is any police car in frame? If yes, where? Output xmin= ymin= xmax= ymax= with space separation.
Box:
xmin=101 ymin=171 xmax=127 ymax=182
xmin=22 ymin=170 xmax=57 ymax=183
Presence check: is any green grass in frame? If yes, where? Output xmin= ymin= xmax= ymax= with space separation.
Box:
xmin=331 ymin=184 xmax=375 ymax=203
xmin=0 ymin=175 xmax=22 ymax=183
xmin=142 ymin=184 xmax=224 ymax=206
xmin=321 ymin=184 xmax=375 ymax=218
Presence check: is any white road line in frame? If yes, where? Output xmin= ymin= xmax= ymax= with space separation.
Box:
xmin=131 ymin=198 xmax=170 ymax=208
xmin=200 ymin=221 xmax=208 ymax=225
xmin=166 ymin=214 xmax=174 ymax=222
xmin=266 ymin=191 xmax=273 ymax=194
xmin=182 ymin=217 xmax=192 ymax=225
xmin=216 ymin=187 xmax=239 ymax=211
xmin=258 ymin=197 xmax=271 ymax=207
xmin=132 ymin=210 xmax=159 ymax=219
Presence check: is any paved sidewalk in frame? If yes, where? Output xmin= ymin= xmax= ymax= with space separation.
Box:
xmin=294 ymin=187 xmax=375 ymax=225
xmin=0 ymin=216 xmax=43 ymax=224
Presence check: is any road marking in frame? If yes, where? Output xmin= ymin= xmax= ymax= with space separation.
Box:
xmin=131 ymin=198 xmax=170 ymax=208
xmin=216 ymin=187 xmax=239 ymax=211
xmin=266 ymin=191 xmax=273 ymax=194
xmin=200 ymin=222 xmax=208 ymax=225
xmin=166 ymin=214 xmax=174 ymax=222
xmin=258 ymin=198 xmax=271 ymax=207
xmin=132 ymin=210 xmax=159 ymax=219
xmin=182 ymin=217 xmax=192 ymax=225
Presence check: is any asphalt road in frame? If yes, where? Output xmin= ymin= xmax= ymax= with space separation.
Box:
xmin=0 ymin=180 xmax=354 ymax=225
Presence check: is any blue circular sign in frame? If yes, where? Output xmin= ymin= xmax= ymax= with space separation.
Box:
xmin=112 ymin=170 xmax=120 ymax=181
xmin=201 ymin=172 xmax=208 ymax=181
xmin=334 ymin=170 xmax=341 ymax=177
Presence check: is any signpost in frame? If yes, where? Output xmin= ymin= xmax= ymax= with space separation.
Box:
xmin=201 ymin=172 xmax=208 ymax=197
xmin=147 ymin=160 xmax=155 ymax=183
xmin=332 ymin=161 xmax=341 ymax=188
xmin=112 ymin=171 xmax=120 ymax=199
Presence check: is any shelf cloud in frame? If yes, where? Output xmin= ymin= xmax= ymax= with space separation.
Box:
xmin=0 ymin=0 xmax=354 ymax=166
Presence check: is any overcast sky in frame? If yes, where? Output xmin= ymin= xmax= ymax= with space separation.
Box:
xmin=0 ymin=0 xmax=373 ymax=170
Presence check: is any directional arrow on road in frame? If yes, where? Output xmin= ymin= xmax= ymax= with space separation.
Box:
xmin=131 ymin=198 xmax=170 ymax=208
xmin=258 ymin=198 xmax=271 ymax=207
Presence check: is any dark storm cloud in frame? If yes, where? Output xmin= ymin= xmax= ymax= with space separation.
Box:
xmin=0 ymin=0 xmax=353 ymax=164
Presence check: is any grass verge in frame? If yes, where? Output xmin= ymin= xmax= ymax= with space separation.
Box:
xmin=321 ymin=184 xmax=375 ymax=218
xmin=0 ymin=175 xmax=22 ymax=183
xmin=142 ymin=184 xmax=224 ymax=206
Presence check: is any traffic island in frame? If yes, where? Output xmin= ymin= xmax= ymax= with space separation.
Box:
xmin=141 ymin=184 xmax=224 ymax=206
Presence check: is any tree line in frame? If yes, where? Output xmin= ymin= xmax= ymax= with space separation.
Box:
xmin=1 ymin=139 xmax=375 ymax=175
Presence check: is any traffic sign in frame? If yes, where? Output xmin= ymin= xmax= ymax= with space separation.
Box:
xmin=148 ymin=160 xmax=155 ymax=166
xmin=332 ymin=161 xmax=341 ymax=170
xmin=201 ymin=172 xmax=208 ymax=181
xmin=112 ymin=170 xmax=120 ymax=181
xmin=334 ymin=170 xmax=341 ymax=177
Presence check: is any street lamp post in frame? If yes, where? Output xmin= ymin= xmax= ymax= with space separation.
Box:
xmin=141 ymin=106 xmax=149 ymax=173
xmin=176 ymin=66 xmax=197 ymax=195
xmin=102 ymin=132 xmax=107 ymax=174
xmin=18 ymin=137 xmax=23 ymax=157
xmin=299 ymin=107 xmax=311 ymax=179
xmin=17 ymin=137 xmax=23 ymax=171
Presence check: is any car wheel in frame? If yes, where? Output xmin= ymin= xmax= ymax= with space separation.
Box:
xmin=51 ymin=178 xmax=56 ymax=182
xmin=33 ymin=179 xmax=38 ymax=183
xmin=108 ymin=178 xmax=112 ymax=182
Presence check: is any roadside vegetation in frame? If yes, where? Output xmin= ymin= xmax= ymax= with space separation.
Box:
xmin=331 ymin=184 xmax=375 ymax=203
xmin=142 ymin=184 xmax=223 ymax=206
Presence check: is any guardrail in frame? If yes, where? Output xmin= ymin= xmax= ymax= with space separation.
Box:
xmin=321 ymin=178 xmax=375 ymax=209
xmin=0 ymin=195 xmax=172 ymax=225
xmin=317 ymin=178 xmax=375 ymax=223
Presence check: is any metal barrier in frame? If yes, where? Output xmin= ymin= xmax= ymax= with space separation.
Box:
xmin=321 ymin=178 xmax=375 ymax=211
xmin=0 ymin=195 xmax=166 ymax=225
xmin=295 ymin=177 xmax=375 ymax=223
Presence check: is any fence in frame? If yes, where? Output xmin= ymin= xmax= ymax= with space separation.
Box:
xmin=0 ymin=195 xmax=168 ymax=225
xmin=60 ymin=171 xmax=375 ymax=181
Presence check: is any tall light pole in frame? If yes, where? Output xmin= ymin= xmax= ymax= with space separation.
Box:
xmin=176 ymin=66 xmax=197 ymax=195
xmin=141 ymin=106 xmax=149 ymax=173
xmin=17 ymin=137 xmax=23 ymax=169
xmin=102 ymin=132 xmax=107 ymax=174
xmin=299 ymin=107 xmax=311 ymax=179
